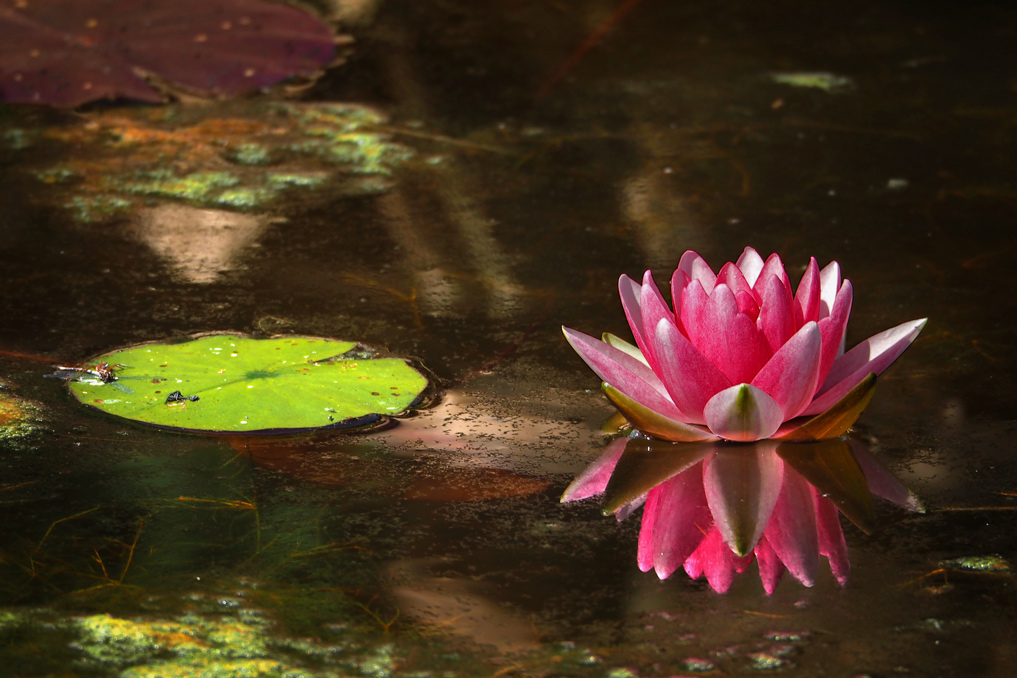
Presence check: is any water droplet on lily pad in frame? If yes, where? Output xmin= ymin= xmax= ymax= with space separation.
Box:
xmin=62 ymin=335 xmax=429 ymax=434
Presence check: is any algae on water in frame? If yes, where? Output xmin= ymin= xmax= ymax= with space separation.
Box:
xmin=5 ymin=102 xmax=416 ymax=222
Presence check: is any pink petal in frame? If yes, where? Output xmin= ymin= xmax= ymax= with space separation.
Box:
xmin=793 ymin=257 xmax=821 ymax=327
xmin=639 ymin=271 xmax=678 ymax=373
xmin=815 ymin=493 xmax=849 ymax=585
xmin=764 ymin=467 xmax=819 ymax=587
xmin=754 ymin=535 xmax=786 ymax=595
xmin=816 ymin=280 xmax=853 ymax=386
xmin=685 ymin=528 xmax=753 ymax=593
xmin=752 ymin=322 xmax=822 ymax=420
xmin=619 ymin=274 xmax=651 ymax=356
xmin=670 ymin=268 xmax=692 ymax=337
xmin=717 ymin=262 xmax=754 ymax=302
xmin=679 ymin=280 xmax=709 ymax=349
xmin=751 ymin=252 xmax=792 ymax=302
xmin=804 ymin=318 xmax=927 ymax=416
xmin=819 ymin=260 xmax=842 ymax=319
xmin=563 ymin=327 xmax=686 ymax=420
xmin=704 ymin=446 xmax=784 ymax=556
xmin=757 ymin=273 xmax=796 ymax=355
xmin=652 ymin=318 xmax=732 ymax=424
xmin=602 ymin=332 xmax=649 ymax=367
xmin=637 ymin=486 xmax=661 ymax=572
xmin=648 ymin=463 xmax=713 ymax=579
xmin=697 ymin=284 xmax=770 ymax=385
xmin=736 ymin=247 xmax=765 ymax=287
xmin=703 ymin=384 xmax=785 ymax=442
xmin=560 ymin=437 xmax=627 ymax=503
xmin=735 ymin=290 xmax=760 ymax=322
xmin=678 ymin=250 xmax=717 ymax=294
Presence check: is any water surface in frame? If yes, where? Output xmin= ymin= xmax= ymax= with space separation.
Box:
xmin=1 ymin=0 xmax=1015 ymax=675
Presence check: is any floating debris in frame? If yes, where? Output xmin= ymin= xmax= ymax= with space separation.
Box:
xmin=768 ymin=72 xmax=854 ymax=93
xmin=940 ymin=555 xmax=1011 ymax=574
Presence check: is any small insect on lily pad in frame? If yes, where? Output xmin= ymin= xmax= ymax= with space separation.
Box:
xmin=64 ymin=335 xmax=429 ymax=434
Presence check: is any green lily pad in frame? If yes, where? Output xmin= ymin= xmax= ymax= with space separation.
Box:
xmin=64 ymin=335 xmax=429 ymax=434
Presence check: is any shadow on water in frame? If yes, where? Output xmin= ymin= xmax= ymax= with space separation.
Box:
xmin=1 ymin=0 xmax=1016 ymax=675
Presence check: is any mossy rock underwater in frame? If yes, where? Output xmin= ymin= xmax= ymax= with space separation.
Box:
xmin=61 ymin=335 xmax=429 ymax=434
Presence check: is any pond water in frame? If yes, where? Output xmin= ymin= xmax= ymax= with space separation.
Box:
xmin=1 ymin=0 xmax=1016 ymax=676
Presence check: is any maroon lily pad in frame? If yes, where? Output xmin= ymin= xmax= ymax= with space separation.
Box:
xmin=0 ymin=0 xmax=343 ymax=107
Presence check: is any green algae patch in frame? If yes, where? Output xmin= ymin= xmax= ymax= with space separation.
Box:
xmin=72 ymin=614 xmax=310 ymax=677
xmin=0 ymin=384 xmax=42 ymax=441
xmin=64 ymin=334 xmax=429 ymax=434
xmin=72 ymin=615 xmax=164 ymax=664
xmin=122 ymin=658 xmax=293 ymax=678
xmin=940 ymin=555 xmax=1011 ymax=574
xmin=13 ymin=101 xmax=415 ymax=222
xmin=0 ymin=594 xmax=618 ymax=678
xmin=126 ymin=171 xmax=241 ymax=202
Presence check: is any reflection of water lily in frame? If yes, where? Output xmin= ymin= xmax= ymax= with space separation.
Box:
xmin=563 ymin=437 xmax=920 ymax=593
xmin=564 ymin=248 xmax=926 ymax=442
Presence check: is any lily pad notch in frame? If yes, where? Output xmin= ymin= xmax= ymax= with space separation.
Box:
xmin=63 ymin=335 xmax=430 ymax=434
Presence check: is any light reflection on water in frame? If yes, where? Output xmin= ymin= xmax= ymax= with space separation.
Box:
xmin=1 ymin=0 xmax=1017 ymax=675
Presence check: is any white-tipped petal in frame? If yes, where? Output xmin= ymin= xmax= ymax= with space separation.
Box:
xmin=703 ymin=383 xmax=784 ymax=442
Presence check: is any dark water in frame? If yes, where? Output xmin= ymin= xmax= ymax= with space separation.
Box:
xmin=1 ymin=0 xmax=1015 ymax=676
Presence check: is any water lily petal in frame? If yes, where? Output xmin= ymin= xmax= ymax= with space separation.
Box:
xmin=757 ymin=273 xmax=796 ymax=355
xmin=647 ymin=466 xmax=713 ymax=579
xmin=735 ymin=290 xmax=760 ymax=322
xmin=563 ymin=327 xmax=684 ymax=420
xmin=603 ymin=438 xmax=715 ymax=513
xmin=754 ymin=535 xmax=786 ymax=595
xmin=614 ymin=495 xmax=646 ymax=522
xmin=560 ymin=437 xmax=627 ymax=503
xmin=816 ymin=279 xmax=853 ymax=385
xmin=602 ymin=332 xmax=649 ymax=367
xmin=736 ymin=246 xmax=765 ymax=288
xmin=703 ymin=384 xmax=784 ymax=442
xmin=704 ymin=446 xmax=784 ymax=556
xmin=670 ymin=267 xmax=692 ymax=335
xmin=639 ymin=270 xmax=679 ymax=372
xmin=763 ymin=467 xmax=819 ymax=587
xmin=776 ymin=372 xmax=877 ymax=441
xmin=619 ymin=274 xmax=651 ymax=356
xmin=637 ymin=488 xmax=660 ymax=572
xmin=685 ymin=527 xmax=753 ymax=593
xmin=653 ymin=318 xmax=732 ymax=424
xmin=793 ymin=257 xmax=821 ymax=327
xmin=603 ymin=384 xmax=718 ymax=442
xmin=819 ymin=260 xmax=842 ymax=319
xmin=751 ymin=252 xmax=792 ymax=302
xmin=678 ymin=250 xmax=717 ymax=294
xmin=698 ymin=284 xmax=770 ymax=385
xmin=679 ymin=279 xmax=709 ymax=348
xmin=776 ymin=438 xmax=876 ymax=533
xmin=752 ymin=321 xmax=821 ymax=419
xmin=806 ymin=318 xmax=927 ymax=415
xmin=717 ymin=262 xmax=754 ymax=303
xmin=849 ymin=439 xmax=924 ymax=512
xmin=815 ymin=493 xmax=849 ymax=585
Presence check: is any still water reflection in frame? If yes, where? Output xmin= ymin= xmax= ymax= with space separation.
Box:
xmin=565 ymin=437 xmax=920 ymax=594
xmin=1 ymin=0 xmax=1017 ymax=675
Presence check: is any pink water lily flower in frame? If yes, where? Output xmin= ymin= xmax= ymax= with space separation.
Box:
xmin=564 ymin=247 xmax=926 ymax=442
